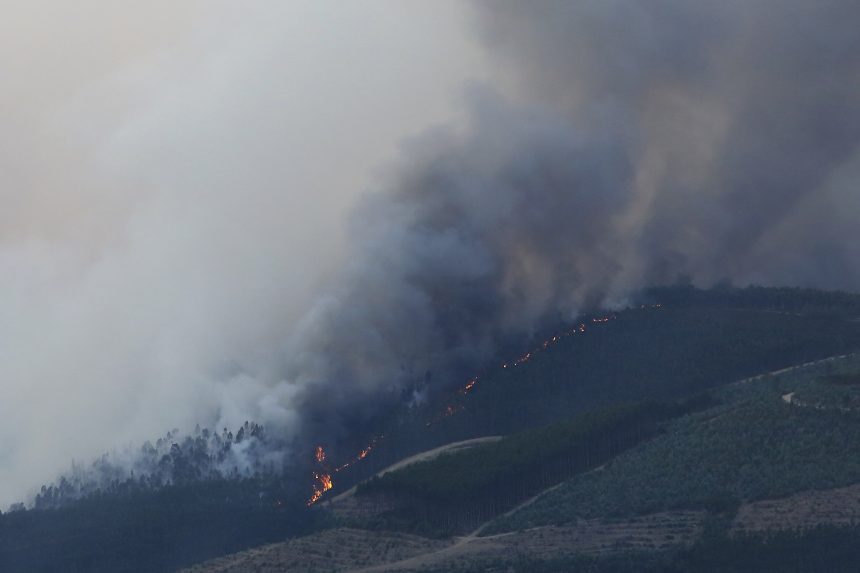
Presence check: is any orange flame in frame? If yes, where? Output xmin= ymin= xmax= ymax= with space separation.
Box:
xmin=307 ymin=304 xmax=664 ymax=505
xmin=307 ymin=472 xmax=333 ymax=506
xmin=461 ymin=377 xmax=478 ymax=395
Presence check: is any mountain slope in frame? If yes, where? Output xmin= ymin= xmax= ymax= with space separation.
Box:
xmin=322 ymin=286 xmax=860 ymax=500
xmin=486 ymin=353 xmax=860 ymax=532
xmin=185 ymin=352 xmax=860 ymax=572
xmin=6 ymin=286 xmax=860 ymax=573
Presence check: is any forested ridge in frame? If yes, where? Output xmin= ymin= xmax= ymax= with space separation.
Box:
xmin=31 ymin=422 xmax=283 ymax=511
xmin=648 ymin=284 xmax=860 ymax=316
xmin=327 ymin=285 xmax=860 ymax=494
xmin=0 ymin=479 xmax=318 ymax=573
xmin=0 ymin=425 xmax=324 ymax=573
xmin=337 ymin=352 xmax=860 ymax=570
xmin=4 ymin=285 xmax=860 ymax=572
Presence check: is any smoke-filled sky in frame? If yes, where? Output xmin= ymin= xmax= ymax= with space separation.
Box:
xmin=0 ymin=1 xmax=483 ymax=506
xmin=3 ymin=1 xmax=860 ymax=506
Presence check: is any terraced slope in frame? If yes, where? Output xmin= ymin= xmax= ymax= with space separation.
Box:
xmin=183 ymin=355 xmax=860 ymax=572
xmin=180 ymin=528 xmax=448 ymax=573
xmin=486 ymin=354 xmax=860 ymax=533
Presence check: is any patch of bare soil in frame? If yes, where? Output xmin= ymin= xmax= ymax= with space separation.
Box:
xmin=733 ymin=483 xmax=860 ymax=534
xmin=179 ymin=528 xmax=450 ymax=573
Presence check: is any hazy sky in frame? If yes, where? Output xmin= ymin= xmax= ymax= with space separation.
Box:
xmin=0 ymin=1 xmax=484 ymax=506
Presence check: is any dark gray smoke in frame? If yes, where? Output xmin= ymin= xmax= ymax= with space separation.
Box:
xmin=283 ymin=0 xmax=860 ymax=444
xmin=9 ymin=1 xmax=860 ymax=505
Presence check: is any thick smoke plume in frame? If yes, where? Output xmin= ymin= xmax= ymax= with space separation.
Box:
xmin=0 ymin=1 xmax=479 ymax=506
xmin=284 ymin=0 xmax=860 ymax=448
xmin=3 ymin=1 xmax=860 ymax=505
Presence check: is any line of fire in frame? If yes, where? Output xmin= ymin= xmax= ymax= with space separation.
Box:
xmin=307 ymin=304 xmax=663 ymax=505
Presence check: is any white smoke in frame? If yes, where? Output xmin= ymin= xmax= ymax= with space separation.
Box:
xmin=4 ymin=0 xmax=860 ymax=509
xmin=0 ymin=1 xmax=482 ymax=506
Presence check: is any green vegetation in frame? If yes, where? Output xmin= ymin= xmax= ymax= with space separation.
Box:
xmin=455 ymin=305 xmax=860 ymax=436
xmin=485 ymin=355 xmax=860 ymax=533
xmin=792 ymin=373 xmax=860 ymax=410
xmin=342 ymin=286 xmax=860 ymax=486
xmin=430 ymin=524 xmax=860 ymax=573
xmin=354 ymin=397 xmax=711 ymax=534
xmin=32 ymin=422 xmax=282 ymax=511
xmin=824 ymin=373 xmax=860 ymax=385
xmin=6 ymin=286 xmax=860 ymax=571
xmin=649 ymin=284 xmax=860 ymax=317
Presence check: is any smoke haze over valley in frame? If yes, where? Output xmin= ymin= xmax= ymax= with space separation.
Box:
xmin=3 ymin=0 xmax=860 ymax=509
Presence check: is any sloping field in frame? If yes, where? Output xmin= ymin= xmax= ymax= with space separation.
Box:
xmin=354 ymin=511 xmax=705 ymax=572
xmin=180 ymin=528 xmax=449 ymax=573
xmin=733 ymin=483 xmax=860 ymax=534
xmin=485 ymin=354 xmax=860 ymax=534
xmin=181 ymin=512 xmax=705 ymax=573
xmin=328 ymin=437 xmax=502 ymax=522
xmin=329 ymin=436 xmax=502 ymax=504
xmin=184 ymin=354 xmax=860 ymax=572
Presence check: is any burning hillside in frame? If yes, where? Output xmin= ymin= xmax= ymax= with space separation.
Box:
xmin=306 ymin=306 xmax=662 ymax=505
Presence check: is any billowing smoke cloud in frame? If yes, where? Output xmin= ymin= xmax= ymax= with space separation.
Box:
xmin=0 ymin=1 xmax=480 ymax=506
xmin=472 ymin=0 xmax=860 ymax=289
xmin=3 ymin=1 xmax=860 ymax=506
xmin=282 ymin=0 xmax=860 ymax=446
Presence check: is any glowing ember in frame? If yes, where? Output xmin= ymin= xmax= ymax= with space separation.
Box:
xmin=315 ymin=445 xmax=326 ymax=463
xmin=307 ymin=472 xmax=333 ymax=506
xmin=461 ymin=377 xmax=478 ymax=394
